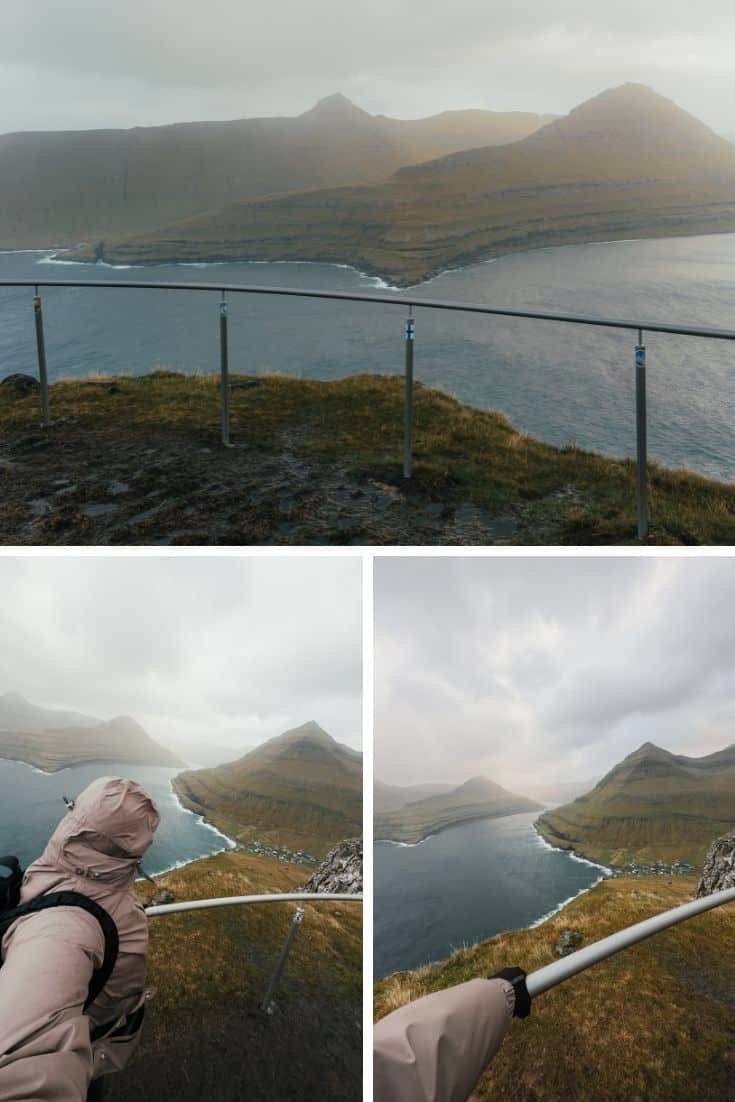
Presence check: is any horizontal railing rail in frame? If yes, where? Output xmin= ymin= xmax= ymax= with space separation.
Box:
xmin=146 ymin=891 xmax=362 ymax=1011
xmin=145 ymin=890 xmax=363 ymax=916
xmin=4 ymin=277 xmax=735 ymax=540
xmin=526 ymin=883 xmax=735 ymax=998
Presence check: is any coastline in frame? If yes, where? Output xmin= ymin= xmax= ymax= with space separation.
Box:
xmin=17 ymin=224 xmax=735 ymax=294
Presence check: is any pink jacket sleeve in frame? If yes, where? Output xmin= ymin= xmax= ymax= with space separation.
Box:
xmin=0 ymin=908 xmax=104 ymax=1102
xmin=374 ymin=977 xmax=515 ymax=1102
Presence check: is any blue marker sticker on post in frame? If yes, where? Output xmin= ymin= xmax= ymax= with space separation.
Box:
xmin=406 ymin=320 xmax=415 ymax=341
xmin=636 ymin=346 xmax=646 ymax=369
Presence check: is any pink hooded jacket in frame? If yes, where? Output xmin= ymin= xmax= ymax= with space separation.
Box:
xmin=0 ymin=777 xmax=160 ymax=1102
xmin=373 ymin=977 xmax=515 ymax=1102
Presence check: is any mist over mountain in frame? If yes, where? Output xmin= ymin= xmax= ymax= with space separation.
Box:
xmin=0 ymin=94 xmax=552 ymax=249
xmin=101 ymin=83 xmax=735 ymax=282
xmin=374 ymin=774 xmax=541 ymax=844
xmin=0 ymin=691 xmax=185 ymax=771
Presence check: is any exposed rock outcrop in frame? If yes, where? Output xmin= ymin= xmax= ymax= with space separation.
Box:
xmin=697 ymin=828 xmax=735 ymax=897
xmin=301 ymin=838 xmax=362 ymax=894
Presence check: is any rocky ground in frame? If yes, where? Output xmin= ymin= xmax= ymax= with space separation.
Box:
xmin=1 ymin=415 xmax=524 ymax=546
xmin=302 ymin=839 xmax=363 ymax=895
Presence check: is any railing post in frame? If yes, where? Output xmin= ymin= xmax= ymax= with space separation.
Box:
xmin=219 ymin=291 xmax=231 ymax=447
xmin=33 ymin=286 xmax=50 ymax=427
xmin=403 ymin=307 xmax=415 ymax=479
xmin=260 ymin=906 xmax=304 ymax=1013
xmin=635 ymin=329 xmax=648 ymax=541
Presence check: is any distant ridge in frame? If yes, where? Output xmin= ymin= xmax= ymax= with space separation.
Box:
xmin=0 ymin=96 xmax=552 ymax=249
xmin=101 ymin=83 xmax=735 ymax=282
xmin=0 ymin=692 xmax=185 ymax=770
xmin=374 ymin=774 xmax=541 ymax=843
xmin=536 ymin=740 xmax=735 ymax=866
xmin=172 ymin=721 xmax=362 ymax=858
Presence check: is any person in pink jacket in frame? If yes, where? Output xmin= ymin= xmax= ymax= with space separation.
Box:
xmin=373 ymin=968 xmax=530 ymax=1102
xmin=0 ymin=777 xmax=161 ymax=1102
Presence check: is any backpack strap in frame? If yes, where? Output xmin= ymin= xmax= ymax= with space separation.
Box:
xmin=0 ymin=857 xmax=23 ymax=910
xmin=0 ymin=890 xmax=119 ymax=1010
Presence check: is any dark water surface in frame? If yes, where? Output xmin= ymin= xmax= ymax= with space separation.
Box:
xmin=373 ymin=812 xmax=607 ymax=979
xmin=2 ymin=233 xmax=735 ymax=479
xmin=0 ymin=758 xmax=233 ymax=875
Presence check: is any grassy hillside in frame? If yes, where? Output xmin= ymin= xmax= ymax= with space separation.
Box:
xmin=3 ymin=372 xmax=735 ymax=546
xmin=0 ymin=715 xmax=185 ymax=771
xmin=96 ymin=84 xmax=735 ymax=282
xmin=374 ymin=776 xmax=542 ymax=844
xmin=374 ymin=875 xmax=735 ymax=1102
xmin=0 ymin=94 xmax=551 ymax=249
xmin=537 ymin=742 xmax=735 ymax=868
xmin=107 ymin=848 xmax=361 ymax=1102
xmin=172 ymin=722 xmax=362 ymax=859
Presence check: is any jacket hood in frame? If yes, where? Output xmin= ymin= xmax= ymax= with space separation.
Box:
xmin=25 ymin=777 xmax=160 ymax=894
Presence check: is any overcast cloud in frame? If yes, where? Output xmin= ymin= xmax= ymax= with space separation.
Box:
xmin=375 ymin=556 xmax=735 ymax=789
xmin=1 ymin=1 xmax=735 ymax=134
xmin=0 ymin=555 xmax=362 ymax=754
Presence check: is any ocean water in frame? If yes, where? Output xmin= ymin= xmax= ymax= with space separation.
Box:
xmin=0 ymin=758 xmax=234 ymax=876
xmin=373 ymin=812 xmax=608 ymax=979
xmin=1 ymin=233 xmax=735 ymax=480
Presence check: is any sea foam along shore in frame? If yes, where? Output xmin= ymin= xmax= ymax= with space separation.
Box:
xmin=162 ymin=783 xmax=237 ymax=877
xmin=529 ymin=822 xmax=612 ymax=929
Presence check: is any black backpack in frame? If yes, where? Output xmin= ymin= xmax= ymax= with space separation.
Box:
xmin=0 ymin=855 xmax=119 ymax=1009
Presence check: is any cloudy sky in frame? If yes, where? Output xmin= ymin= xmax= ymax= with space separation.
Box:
xmin=0 ymin=555 xmax=362 ymax=755
xmin=2 ymin=1 xmax=734 ymax=134
xmin=375 ymin=556 xmax=735 ymax=790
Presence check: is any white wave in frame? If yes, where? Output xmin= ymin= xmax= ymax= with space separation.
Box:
xmin=528 ymin=874 xmax=607 ymax=928
xmin=530 ymin=822 xmax=611 ymax=875
xmin=376 ymin=832 xmax=436 ymax=848
xmin=0 ymin=755 xmax=56 ymax=776
xmin=168 ymin=783 xmax=237 ymax=850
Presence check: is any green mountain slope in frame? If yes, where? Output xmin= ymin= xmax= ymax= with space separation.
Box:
xmin=0 ymin=712 xmax=185 ymax=770
xmin=0 ymin=94 xmax=551 ymax=248
xmin=172 ymin=721 xmax=362 ymax=857
xmin=101 ymin=83 xmax=735 ymax=281
xmin=536 ymin=741 xmax=735 ymax=867
xmin=374 ymin=775 xmax=542 ymax=843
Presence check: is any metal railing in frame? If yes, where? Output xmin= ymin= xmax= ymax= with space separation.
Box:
xmin=526 ymin=882 xmax=735 ymax=998
xmin=5 ymin=278 xmax=735 ymax=541
xmin=146 ymin=891 xmax=362 ymax=1012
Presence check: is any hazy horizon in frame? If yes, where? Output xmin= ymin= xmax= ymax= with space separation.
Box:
xmin=375 ymin=557 xmax=735 ymax=790
xmin=3 ymin=2 xmax=735 ymax=135
xmin=0 ymin=556 xmax=362 ymax=754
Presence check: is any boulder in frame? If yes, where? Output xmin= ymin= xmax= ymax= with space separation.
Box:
xmin=148 ymin=889 xmax=175 ymax=907
xmin=696 ymin=828 xmax=735 ymax=897
xmin=0 ymin=373 xmax=40 ymax=395
xmin=301 ymin=838 xmax=362 ymax=895
xmin=554 ymin=929 xmax=584 ymax=957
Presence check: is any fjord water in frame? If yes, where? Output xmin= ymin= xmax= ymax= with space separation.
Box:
xmin=373 ymin=812 xmax=605 ymax=979
xmin=2 ymin=232 xmax=735 ymax=480
xmin=0 ymin=759 xmax=233 ymax=876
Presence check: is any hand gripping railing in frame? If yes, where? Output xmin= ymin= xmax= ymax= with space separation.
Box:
xmin=5 ymin=278 xmax=735 ymax=541
xmin=523 ymin=883 xmax=735 ymax=1000
xmin=146 ymin=891 xmax=363 ymax=1013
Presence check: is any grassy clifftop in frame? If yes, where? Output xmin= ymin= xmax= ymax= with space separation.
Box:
xmin=2 ymin=371 xmax=735 ymax=545
xmin=374 ymin=876 xmax=735 ymax=1102
xmin=109 ymin=848 xmax=362 ymax=1102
